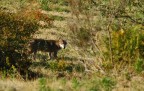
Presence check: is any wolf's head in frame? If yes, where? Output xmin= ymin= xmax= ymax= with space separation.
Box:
xmin=57 ymin=39 xmax=67 ymax=49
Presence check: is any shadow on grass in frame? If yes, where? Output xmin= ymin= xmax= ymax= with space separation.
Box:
xmin=17 ymin=59 xmax=47 ymax=80
xmin=30 ymin=55 xmax=85 ymax=75
xmin=32 ymin=61 xmax=50 ymax=68
xmin=19 ymin=69 xmax=46 ymax=80
xmin=31 ymin=56 xmax=77 ymax=67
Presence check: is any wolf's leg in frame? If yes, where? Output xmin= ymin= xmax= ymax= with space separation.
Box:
xmin=54 ymin=51 xmax=58 ymax=58
xmin=33 ymin=51 xmax=37 ymax=60
xmin=49 ymin=52 xmax=52 ymax=59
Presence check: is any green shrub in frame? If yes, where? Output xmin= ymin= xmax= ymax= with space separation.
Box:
xmin=0 ymin=11 xmax=38 ymax=78
xmin=89 ymin=77 xmax=115 ymax=91
xmin=102 ymin=77 xmax=116 ymax=91
xmin=104 ymin=26 xmax=143 ymax=70
xmin=75 ymin=63 xmax=85 ymax=72
xmin=111 ymin=27 xmax=139 ymax=63
xmin=38 ymin=0 xmax=52 ymax=11
xmin=49 ymin=61 xmax=58 ymax=71
xmin=72 ymin=78 xmax=80 ymax=89
xmin=39 ymin=77 xmax=51 ymax=91
xmin=48 ymin=60 xmax=73 ymax=72
xmin=139 ymin=30 xmax=144 ymax=57
xmin=135 ymin=58 xmax=144 ymax=73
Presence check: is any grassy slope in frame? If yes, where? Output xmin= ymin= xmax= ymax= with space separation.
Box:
xmin=0 ymin=0 xmax=144 ymax=91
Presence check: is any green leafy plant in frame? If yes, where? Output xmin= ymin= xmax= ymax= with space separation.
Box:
xmin=38 ymin=0 xmax=52 ymax=11
xmin=111 ymin=27 xmax=139 ymax=63
xmin=39 ymin=77 xmax=51 ymax=91
xmin=75 ymin=63 xmax=85 ymax=72
xmin=135 ymin=58 xmax=144 ymax=73
xmin=72 ymin=78 xmax=80 ymax=89
xmin=49 ymin=61 xmax=58 ymax=71
xmin=102 ymin=77 xmax=116 ymax=91
xmin=104 ymin=26 xmax=143 ymax=70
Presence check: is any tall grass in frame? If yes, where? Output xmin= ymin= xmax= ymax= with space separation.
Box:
xmin=0 ymin=0 xmax=144 ymax=90
xmin=104 ymin=26 xmax=143 ymax=71
xmin=68 ymin=0 xmax=144 ymax=74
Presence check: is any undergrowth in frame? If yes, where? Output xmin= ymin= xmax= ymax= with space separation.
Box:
xmin=0 ymin=0 xmax=144 ymax=91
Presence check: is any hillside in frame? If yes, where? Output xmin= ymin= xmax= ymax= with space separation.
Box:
xmin=0 ymin=0 xmax=144 ymax=91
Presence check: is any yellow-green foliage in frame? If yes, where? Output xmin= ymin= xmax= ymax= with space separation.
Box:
xmin=135 ymin=58 xmax=144 ymax=73
xmin=48 ymin=60 xmax=72 ymax=72
xmin=0 ymin=11 xmax=38 ymax=51
xmin=138 ymin=30 xmax=144 ymax=57
xmin=0 ymin=11 xmax=38 ymax=77
xmin=38 ymin=0 xmax=68 ymax=11
xmin=104 ymin=25 xmax=144 ymax=70
xmin=111 ymin=27 xmax=139 ymax=63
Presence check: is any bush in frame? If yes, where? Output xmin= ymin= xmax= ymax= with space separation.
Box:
xmin=111 ymin=27 xmax=139 ymax=63
xmin=0 ymin=11 xmax=38 ymax=78
xmin=135 ymin=58 xmax=144 ymax=73
xmin=104 ymin=25 xmax=144 ymax=70
xmin=102 ymin=77 xmax=116 ymax=91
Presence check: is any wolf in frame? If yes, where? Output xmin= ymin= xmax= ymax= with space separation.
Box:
xmin=28 ymin=38 xmax=67 ymax=59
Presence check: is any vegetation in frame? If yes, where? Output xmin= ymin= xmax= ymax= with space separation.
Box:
xmin=0 ymin=10 xmax=38 ymax=79
xmin=0 ymin=0 xmax=144 ymax=91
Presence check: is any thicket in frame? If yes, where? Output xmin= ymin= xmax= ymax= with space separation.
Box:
xmin=68 ymin=0 xmax=144 ymax=73
xmin=0 ymin=11 xmax=38 ymax=79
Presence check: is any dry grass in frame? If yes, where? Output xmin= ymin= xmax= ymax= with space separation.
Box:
xmin=0 ymin=79 xmax=39 ymax=91
xmin=0 ymin=74 xmax=144 ymax=91
xmin=0 ymin=0 xmax=144 ymax=91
